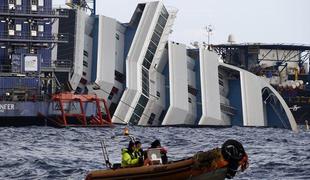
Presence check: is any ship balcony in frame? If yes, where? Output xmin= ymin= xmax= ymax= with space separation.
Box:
xmin=0 ymin=6 xmax=68 ymax=18
xmin=220 ymin=103 xmax=237 ymax=116
xmin=0 ymin=32 xmax=68 ymax=43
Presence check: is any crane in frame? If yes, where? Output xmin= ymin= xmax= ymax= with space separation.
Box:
xmin=66 ymin=0 xmax=96 ymax=15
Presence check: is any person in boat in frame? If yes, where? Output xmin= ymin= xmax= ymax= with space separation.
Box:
xmin=134 ymin=141 xmax=144 ymax=166
xmin=134 ymin=141 xmax=144 ymax=158
xmin=121 ymin=141 xmax=143 ymax=168
xmin=150 ymin=139 xmax=168 ymax=164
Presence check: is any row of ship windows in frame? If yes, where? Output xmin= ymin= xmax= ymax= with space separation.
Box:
xmin=130 ymin=7 xmax=169 ymax=124
xmin=142 ymin=15 xmax=167 ymax=70
xmin=8 ymin=0 xmax=44 ymax=6
xmin=6 ymin=24 xmax=45 ymax=32
xmin=82 ymin=50 xmax=88 ymax=67
xmin=79 ymin=49 xmax=90 ymax=87
xmin=130 ymin=97 xmax=197 ymax=125
xmin=129 ymin=94 xmax=149 ymax=125
xmin=141 ymin=67 xmax=149 ymax=96
xmin=141 ymin=14 xmax=168 ymax=93
xmin=161 ymin=6 xmax=169 ymax=19
xmin=107 ymin=86 xmax=119 ymax=100
xmin=130 ymin=96 xmax=194 ymax=125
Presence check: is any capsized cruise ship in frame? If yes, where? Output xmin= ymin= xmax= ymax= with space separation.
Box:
xmin=213 ymin=43 xmax=310 ymax=125
xmin=0 ymin=0 xmax=298 ymax=131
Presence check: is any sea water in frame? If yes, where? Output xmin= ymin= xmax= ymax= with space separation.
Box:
xmin=0 ymin=126 xmax=309 ymax=180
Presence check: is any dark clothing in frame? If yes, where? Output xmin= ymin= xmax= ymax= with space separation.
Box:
xmin=150 ymin=140 xmax=168 ymax=164
xmin=134 ymin=148 xmax=144 ymax=166
xmin=135 ymin=148 xmax=144 ymax=159
xmin=151 ymin=140 xmax=161 ymax=148
xmin=159 ymin=148 xmax=168 ymax=164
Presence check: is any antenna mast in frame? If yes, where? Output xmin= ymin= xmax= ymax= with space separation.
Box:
xmin=205 ymin=25 xmax=213 ymax=47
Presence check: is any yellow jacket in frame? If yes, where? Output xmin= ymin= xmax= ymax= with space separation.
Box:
xmin=121 ymin=148 xmax=139 ymax=167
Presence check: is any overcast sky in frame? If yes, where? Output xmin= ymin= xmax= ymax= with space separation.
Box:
xmin=54 ymin=0 xmax=310 ymax=45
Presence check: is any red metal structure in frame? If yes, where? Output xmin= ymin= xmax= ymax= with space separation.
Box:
xmin=47 ymin=92 xmax=112 ymax=127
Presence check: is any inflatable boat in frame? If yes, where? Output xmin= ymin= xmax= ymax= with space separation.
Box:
xmin=85 ymin=139 xmax=248 ymax=180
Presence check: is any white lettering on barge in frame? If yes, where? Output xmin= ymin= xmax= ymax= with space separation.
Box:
xmin=0 ymin=104 xmax=15 ymax=113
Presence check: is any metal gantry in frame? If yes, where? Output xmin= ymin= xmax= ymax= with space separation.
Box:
xmin=213 ymin=44 xmax=310 ymax=74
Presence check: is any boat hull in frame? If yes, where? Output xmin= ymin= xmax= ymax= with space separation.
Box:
xmin=86 ymin=158 xmax=228 ymax=180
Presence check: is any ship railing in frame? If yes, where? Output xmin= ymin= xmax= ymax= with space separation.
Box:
xmin=0 ymin=6 xmax=69 ymax=17
xmin=284 ymin=96 xmax=310 ymax=105
xmin=0 ymin=32 xmax=69 ymax=43
xmin=1 ymin=59 xmax=72 ymax=73
xmin=41 ymin=60 xmax=73 ymax=69
xmin=257 ymin=68 xmax=279 ymax=77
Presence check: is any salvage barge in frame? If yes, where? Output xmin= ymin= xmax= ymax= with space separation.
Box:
xmin=0 ymin=92 xmax=112 ymax=127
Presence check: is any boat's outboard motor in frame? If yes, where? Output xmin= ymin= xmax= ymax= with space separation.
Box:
xmin=221 ymin=139 xmax=247 ymax=179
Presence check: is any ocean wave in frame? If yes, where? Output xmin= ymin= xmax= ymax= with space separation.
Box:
xmin=0 ymin=125 xmax=309 ymax=179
